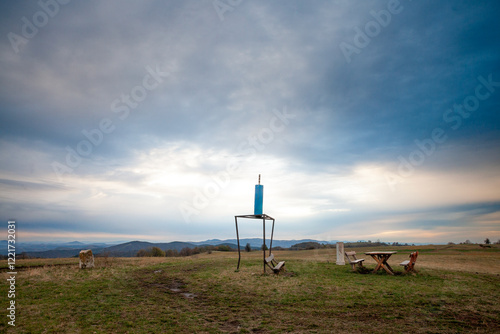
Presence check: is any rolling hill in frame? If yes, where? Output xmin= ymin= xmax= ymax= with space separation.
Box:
xmin=15 ymin=238 xmax=337 ymax=258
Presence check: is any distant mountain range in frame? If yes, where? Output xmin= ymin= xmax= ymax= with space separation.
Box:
xmin=189 ymin=238 xmax=333 ymax=249
xmin=0 ymin=240 xmax=112 ymax=253
xmin=0 ymin=238 xmax=337 ymax=258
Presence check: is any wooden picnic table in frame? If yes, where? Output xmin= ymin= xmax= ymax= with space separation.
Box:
xmin=365 ymin=251 xmax=397 ymax=275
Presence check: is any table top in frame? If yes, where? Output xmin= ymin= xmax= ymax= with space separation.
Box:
xmin=365 ymin=251 xmax=397 ymax=255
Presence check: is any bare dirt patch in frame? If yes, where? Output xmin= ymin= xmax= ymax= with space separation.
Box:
xmin=132 ymin=268 xmax=199 ymax=299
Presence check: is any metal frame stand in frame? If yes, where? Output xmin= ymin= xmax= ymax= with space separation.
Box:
xmin=234 ymin=214 xmax=275 ymax=273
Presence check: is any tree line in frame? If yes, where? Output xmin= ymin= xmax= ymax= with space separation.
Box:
xmin=131 ymin=237 xmax=500 ymax=257
xmin=136 ymin=245 xmax=233 ymax=257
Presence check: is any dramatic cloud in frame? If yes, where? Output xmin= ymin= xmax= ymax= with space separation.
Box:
xmin=1 ymin=0 xmax=499 ymax=243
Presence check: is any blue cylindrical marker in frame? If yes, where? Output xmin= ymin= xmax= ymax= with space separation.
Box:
xmin=254 ymin=175 xmax=263 ymax=215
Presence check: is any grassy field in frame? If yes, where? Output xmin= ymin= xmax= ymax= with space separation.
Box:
xmin=1 ymin=244 xmax=499 ymax=333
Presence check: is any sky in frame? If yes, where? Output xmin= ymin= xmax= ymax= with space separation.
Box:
xmin=1 ymin=0 xmax=499 ymax=245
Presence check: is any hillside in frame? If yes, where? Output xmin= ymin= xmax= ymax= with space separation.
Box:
xmin=100 ymin=241 xmax=198 ymax=257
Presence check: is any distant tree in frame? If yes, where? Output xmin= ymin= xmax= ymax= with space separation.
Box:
xmin=151 ymin=247 xmax=165 ymax=257
xmin=261 ymin=243 xmax=268 ymax=251
xmin=464 ymin=239 xmax=472 ymax=244
xmin=216 ymin=245 xmax=232 ymax=252
xmin=448 ymin=242 xmax=455 ymax=245
xmin=136 ymin=249 xmax=150 ymax=257
xmin=496 ymin=239 xmax=500 ymax=245
xmin=17 ymin=252 xmax=31 ymax=259
xmin=484 ymin=238 xmax=491 ymax=245
xmin=206 ymin=245 xmax=214 ymax=254
xmin=191 ymin=247 xmax=202 ymax=255
xmin=290 ymin=242 xmax=321 ymax=250
xmin=165 ymin=249 xmax=179 ymax=257
xmin=180 ymin=247 xmax=193 ymax=256
xmin=245 ymin=243 xmax=252 ymax=252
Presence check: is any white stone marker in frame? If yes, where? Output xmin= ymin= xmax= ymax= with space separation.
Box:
xmin=79 ymin=249 xmax=94 ymax=269
xmin=336 ymin=242 xmax=345 ymax=265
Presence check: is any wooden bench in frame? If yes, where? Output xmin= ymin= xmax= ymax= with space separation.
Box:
xmin=399 ymin=251 xmax=418 ymax=274
xmin=265 ymin=253 xmax=285 ymax=274
xmin=344 ymin=251 xmax=365 ymax=270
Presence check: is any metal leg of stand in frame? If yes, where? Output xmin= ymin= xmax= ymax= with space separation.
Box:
xmin=263 ymin=218 xmax=266 ymax=274
xmin=235 ymin=217 xmax=241 ymax=270
xmin=270 ymin=218 xmax=275 ymax=256
xmin=234 ymin=214 xmax=275 ymax=274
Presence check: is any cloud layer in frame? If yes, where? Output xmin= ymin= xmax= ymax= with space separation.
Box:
xmin=1 ymin=0 xmax=499 ymax=243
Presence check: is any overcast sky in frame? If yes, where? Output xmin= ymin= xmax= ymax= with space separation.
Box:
xmin=1 ymin=0 xmax=499 ymax=244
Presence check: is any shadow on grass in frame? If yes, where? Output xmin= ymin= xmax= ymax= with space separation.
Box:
xmin=353 ymin=266 xmax=411 ymax=276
